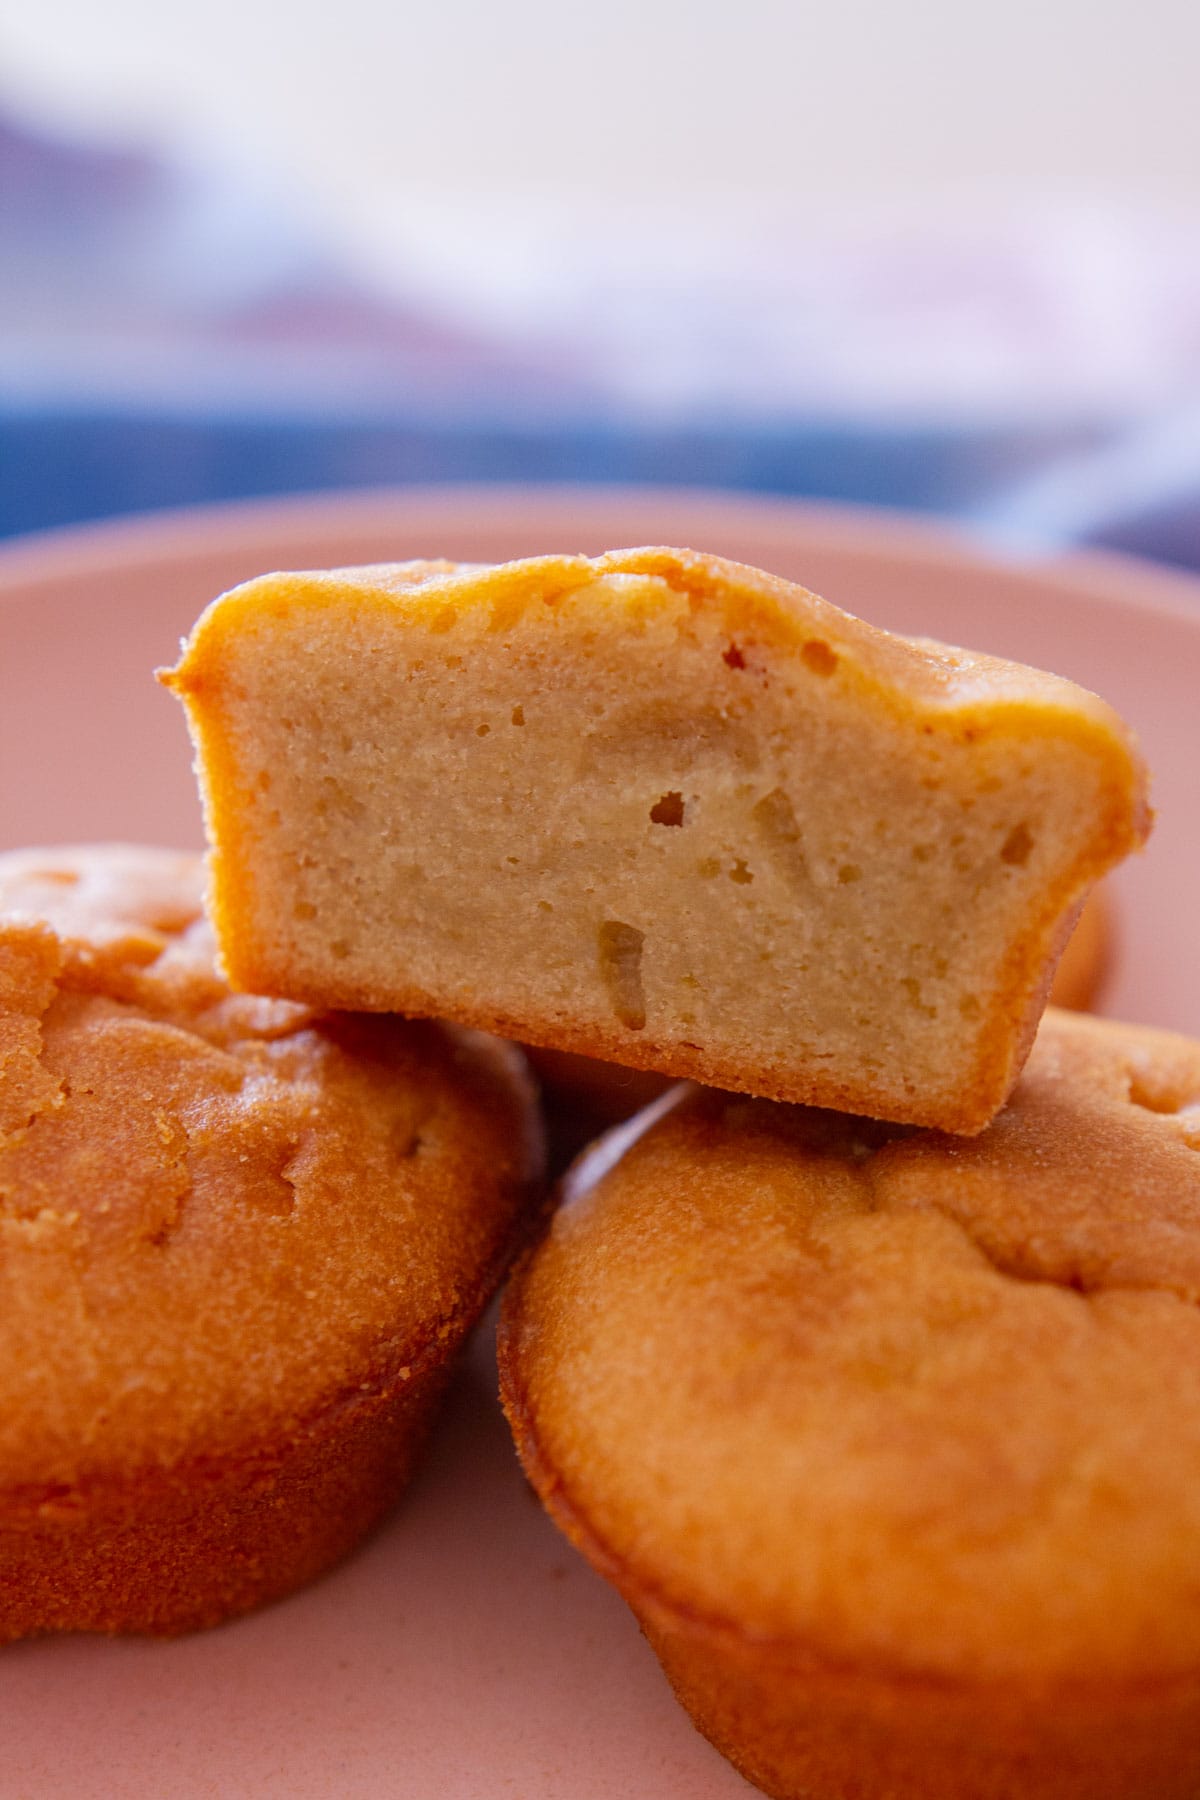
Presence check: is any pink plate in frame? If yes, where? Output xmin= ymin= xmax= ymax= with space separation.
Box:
xmin=2 ymin=486 xmax=1199 ymax=1797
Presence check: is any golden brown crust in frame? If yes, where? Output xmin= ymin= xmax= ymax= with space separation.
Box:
xmin=646 ymin=1619 xmax=1200 ymax=1800
xmin=1049 ymin=884 xmax=1112 ymax=1011
xmin=165 ymin=547 xmax=1150 ymax=1136
xmin=499 ymin=1009 xmax=1200 ymax=1794
xmin=0 ymin=1351 xmax=451 ymax=1639
xmin=0 ymin=845 xmax=542 ymax=1636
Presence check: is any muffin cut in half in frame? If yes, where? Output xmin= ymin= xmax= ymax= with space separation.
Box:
xmin=528 ymin=883 xmax=1118 ymax=1163
xmin=165 ymin=547 xmax=1149 ymax=1132
xmin=501 ymin=1007 xmax=1200 ymax=1799
xmin=0 ymin=846 xmax=542 ymax=1639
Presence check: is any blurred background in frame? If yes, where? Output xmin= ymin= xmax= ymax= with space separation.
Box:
xmin=4 ymin=0 xmax=1200 ymax=565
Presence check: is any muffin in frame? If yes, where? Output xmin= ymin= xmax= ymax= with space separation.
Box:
xmin=528 ymin=885 xmax=1118 ymax=1162
xmin=163 ymin=548 xmax=1148 ymax=1134
xmin=0 ymin=845 xmax=542 ymax=1638
xmin=500 ymin=1007 xmax=1200 ymax=1798
xmin=164 ymin=550 xmax=1151 ymax=1137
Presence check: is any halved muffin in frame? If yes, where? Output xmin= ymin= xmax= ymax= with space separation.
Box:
xmin=528 ymin=884 xmax=1118 ymax=1162
xmin=0 ymin=845 xmax=542 ymax=1638
xmin=164 ymin=547 xmax=1148 ymax=1133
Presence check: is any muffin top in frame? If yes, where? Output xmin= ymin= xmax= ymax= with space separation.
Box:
xmin=501 ymin=1007 xmax=1200 ymax=1687
xmin=0 ymin=846 xmax=541 ymax=1489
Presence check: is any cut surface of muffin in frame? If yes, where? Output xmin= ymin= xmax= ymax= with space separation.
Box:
xmin=165 ymin=547 xmax=1148 ymax=1133
xmin=528 ymin=883 xmax=1117 ymax=1163
xmin=0 ymin=845 xmax=542 ymax=1638
xmin=500 ymin=1008 xmax=1200 ymax=1798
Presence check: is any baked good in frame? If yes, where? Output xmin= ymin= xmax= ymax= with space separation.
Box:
xmin=528 ymin=884 xmax=1117 ymax=1161
xmin=0 ymin=844 xmax=541 ymax=1638
xmin=500 ymin=1007 xmax=1200 ymax=1799
xmin=164 ymin=547 xmax=1148 ymax=1134
xmin=1048 ymin=881 xmax=1113 ymax=1011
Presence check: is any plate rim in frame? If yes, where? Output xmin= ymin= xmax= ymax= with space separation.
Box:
xmin=1 ymin=482 xmax=1199 ymax=631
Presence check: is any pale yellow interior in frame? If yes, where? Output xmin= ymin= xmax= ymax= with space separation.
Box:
xmin=193 ymin=568 xmax=1118 ymax=1124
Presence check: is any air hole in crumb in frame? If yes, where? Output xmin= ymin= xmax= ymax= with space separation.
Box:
xmin=912 ymin=844 xmax=934 ymax=863
xmin=538 ymin=901 xmax=553 ymax=913
xmin=293 ymin=900 xmax=316 ymax=922
xmin=697 ymin=856 xmax=721 ymax=878
xmin=257 ymin=770 xmax=272 ymax=792
xmin=318 ymin=775 xmax=366 ymax=822
xmin=752 ymin=789 xmax=808 ymax=890
xmin=723 ymin=643 xmax=746 ymax=669
xmin=801 ymin=639 xmax=838 ymax=677
xmin=1000 ymin=822 xmax=1034 ymax=866
xmin=331 ymin=939 xmax=352 ymax=960
xmin=729 ymin=859 xmax=754 ymax=885
xmin=901 ymin=976 xmax=937 ymax=1017
xmin=476 ymin=723 xmax=490 ymax=736
xmin=959 ymin=994 xmax=981 ymax=1019
xmin=650 ymin=791 xmax=685 ymax=827
xmin=597 ymin=921 xmax=646 ymax=1030
xmin=511 ymin=705 xmax=525 ymax=726
xmin=838 ymin=864 xmax=861 ymax=884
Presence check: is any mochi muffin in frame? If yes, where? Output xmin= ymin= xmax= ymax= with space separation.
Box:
xmin=528 ymin=885 xmax=1117 ymax=1161
xmin=501 ymin=1008 xmax=1200 ymax=1799
xmin=165 ymin=547 xmax=1147 ymax=1134
xmin=0 ymin=845 xmax=541 ymax=1638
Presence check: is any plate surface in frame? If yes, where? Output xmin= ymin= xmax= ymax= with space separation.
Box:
xmin=3 ymin=485 xmax=1200 ymax=1797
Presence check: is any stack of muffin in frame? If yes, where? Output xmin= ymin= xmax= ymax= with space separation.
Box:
xmin=5 ymin=547 xmax=1197 ymax=1800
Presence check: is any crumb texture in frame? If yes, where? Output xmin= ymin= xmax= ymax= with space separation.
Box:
xmin=166 ymin=546 xmax=1150 ymax=1132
